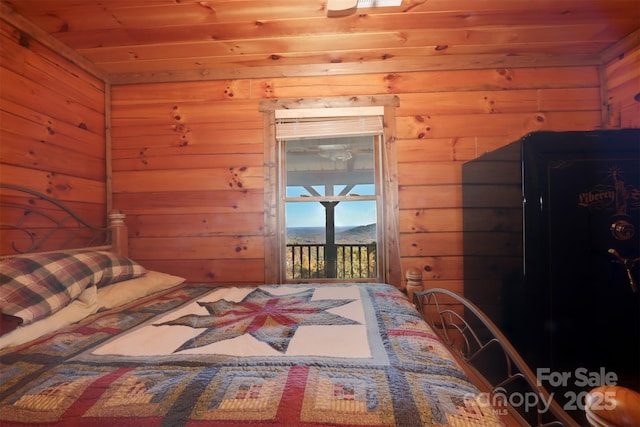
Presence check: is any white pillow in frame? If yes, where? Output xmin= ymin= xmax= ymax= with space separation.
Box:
xmin=96 ymin=270 xmax=186 ymax=311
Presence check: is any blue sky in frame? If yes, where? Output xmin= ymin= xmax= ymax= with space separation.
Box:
xmin=285 ymin=184 xmax=376 ymax=227
xmin=286 ymin=200 xmax=376 ymax=228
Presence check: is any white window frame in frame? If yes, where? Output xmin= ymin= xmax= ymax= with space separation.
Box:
xmin=260 ymin=96 xmax=401 ymax=286
xmin=279 ymin=132 xmax=383 ymax=282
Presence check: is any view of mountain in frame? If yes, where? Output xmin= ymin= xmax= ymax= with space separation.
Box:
xmin=287 ymin=224 xmax=376 ymax=244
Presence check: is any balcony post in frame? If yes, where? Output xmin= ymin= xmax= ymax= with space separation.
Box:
xmin=322 ymin=201 xmax=338 ymax=278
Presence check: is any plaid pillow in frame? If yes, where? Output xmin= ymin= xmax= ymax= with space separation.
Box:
xmin=0 ymin=251 xmax=145 ymax=326
xmin=94 ymin=251 xmax=147 ymax=287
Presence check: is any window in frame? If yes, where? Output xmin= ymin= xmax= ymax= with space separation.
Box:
xmin=260 ymin=96 xmax=401 ymax=285
xmin=281 ymin=133 xmax=382 ymax=280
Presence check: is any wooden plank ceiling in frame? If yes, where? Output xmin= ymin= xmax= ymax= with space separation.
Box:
xmin=2 ymin=0 xmax=639 ymax=84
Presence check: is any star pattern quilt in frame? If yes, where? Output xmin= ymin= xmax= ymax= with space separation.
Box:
xmin=0 ymin=283 xmax=505 ymax=426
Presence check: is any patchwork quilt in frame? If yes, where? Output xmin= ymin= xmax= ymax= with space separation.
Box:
xmin=0 ymin=283 xmax=504 ymax=426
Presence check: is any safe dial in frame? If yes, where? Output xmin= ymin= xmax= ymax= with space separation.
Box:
xmin=610 ymin=220 xmax=634 ymax=240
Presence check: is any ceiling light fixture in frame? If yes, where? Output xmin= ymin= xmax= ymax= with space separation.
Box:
xmin=327 ymin=0 xmax=402 ymax=17
xmin=327 ymin=0 xmax=358 ymax=17
xmin=318 ymin=145 xmax=353 ymax=161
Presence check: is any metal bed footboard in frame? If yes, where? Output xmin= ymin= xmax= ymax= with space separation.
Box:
xmin=414 ymin=288 xmax=579 ymax=427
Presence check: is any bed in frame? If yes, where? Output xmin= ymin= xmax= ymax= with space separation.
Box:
xmin=0 ymin=184 xmax=587 ymax=426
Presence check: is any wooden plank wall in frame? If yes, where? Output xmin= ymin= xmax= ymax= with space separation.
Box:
xmin=111 ymin=81 xmax=264 ymax=283
xmin=1 ymin=14 xmax=635 ymax=290
xmin=111 ymin=66 xmax=606 ymax=288
xmin=604 ymin=44 xmax=640 ymax=128
xmin=0 ymin=20 xmax=106 ymax=254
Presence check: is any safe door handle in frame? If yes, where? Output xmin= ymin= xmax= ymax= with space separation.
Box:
xmin=608 ymin=249 xmax=639 ymax=293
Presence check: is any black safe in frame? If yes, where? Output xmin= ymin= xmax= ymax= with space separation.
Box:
xmin=462 ymin=129 xmax=640 ymax=423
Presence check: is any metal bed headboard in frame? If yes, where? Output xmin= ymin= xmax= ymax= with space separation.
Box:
xmin=0 ymin=183 xmax=111 ymax=256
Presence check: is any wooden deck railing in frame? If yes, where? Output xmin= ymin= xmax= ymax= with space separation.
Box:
xmin=286 ymin=243 xmax=376 ymax=279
